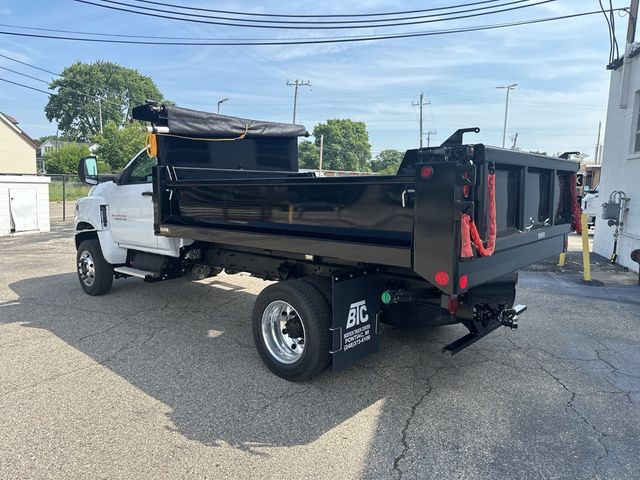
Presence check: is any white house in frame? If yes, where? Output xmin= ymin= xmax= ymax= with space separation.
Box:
xmin=593 ymin=47 xmax=640 ymax=272
xmin=0 ymin=112 xmax=38 ymax=174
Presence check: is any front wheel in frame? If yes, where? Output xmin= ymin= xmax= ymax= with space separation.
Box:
xmin=76 ymin=239 xmax=114 ymax=296
xmin=252 ymin=279 xmax=332 ymax=381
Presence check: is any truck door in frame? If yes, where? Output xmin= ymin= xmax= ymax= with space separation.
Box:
xmin=108 ymin=150 xmax=158 ymax=251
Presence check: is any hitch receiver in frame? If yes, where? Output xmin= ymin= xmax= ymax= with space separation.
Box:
xmin=442 ymin=304 xmax=527 ymax=355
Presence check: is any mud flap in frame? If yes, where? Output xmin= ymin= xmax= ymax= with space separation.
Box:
xmin=330 ymin=273 xmax=383 ymax=372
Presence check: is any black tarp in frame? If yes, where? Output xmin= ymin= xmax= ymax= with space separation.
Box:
xmin=132 ymin=104 xmax=308 ymax=138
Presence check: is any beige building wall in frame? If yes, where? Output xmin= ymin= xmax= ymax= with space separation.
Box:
xmin=0 ymin=116 xmax=37 ymax=174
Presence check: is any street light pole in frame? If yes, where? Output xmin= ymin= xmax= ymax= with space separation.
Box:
xmin=217 ymin=97 xmax=229 ymax=114
xmin=496 ymin=83 xmax=517 ymax=148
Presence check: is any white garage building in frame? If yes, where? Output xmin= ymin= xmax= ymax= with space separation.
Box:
xmin=0 ymin=112 xmax=50 ymax=237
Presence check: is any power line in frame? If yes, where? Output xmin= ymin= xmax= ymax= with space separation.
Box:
xmin=0 ymin=52 xmax=59 ymax=77
xmin=129 ymin=0 xmax=505 ymax=18
xmin=0 ymin=52 xmax=127 ymax=108
xmin=84 ymin=0 xmax=533 ymax=26
xmin=0 ymin=22 xmax=220 ymax=41
xmin=0 ymin=65 xmax=50 ymax=84
xmin=0 ymin=76 xmax=54 ymax=96
xmin=0 ymin=10 xmax=618 ymax=46
xmin=73 ymin=0 xmax=555 ymax=30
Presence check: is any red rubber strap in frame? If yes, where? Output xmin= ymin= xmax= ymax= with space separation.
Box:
xmin=461 ymin=172 xmax=496 ymax=258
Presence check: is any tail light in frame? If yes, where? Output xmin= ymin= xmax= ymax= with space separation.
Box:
xmin=421 ymin=165 xmax=434 ymax=179
xmin=448 ymin=296 xmax=460 ymax=315
xmin=435 ymin=271 xmax=449 ymax=286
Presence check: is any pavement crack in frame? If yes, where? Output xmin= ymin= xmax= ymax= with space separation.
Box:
xmin=502 ymin=335 xmax=611 ymax=466
xmin=75 ymin=318 xmax=133 ymax=343
xmin=536 ymin=358 xmax=610 ymax=465
xmin=392 ymin=366 xmax=441 ymax=480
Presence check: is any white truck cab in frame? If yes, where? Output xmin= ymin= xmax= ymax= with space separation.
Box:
xmin=74 ymin=149 xmax=193 ymax=295
xmin=582 ymin=185 xmax=599 ymax=228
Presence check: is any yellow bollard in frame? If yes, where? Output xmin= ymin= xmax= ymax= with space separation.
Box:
xmin=581 ymin=213 xmax=591 ymax=281
xmin=558 ymin=252 xmax=566 ymax=267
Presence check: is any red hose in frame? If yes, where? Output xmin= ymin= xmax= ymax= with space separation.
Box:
xmin=461 ymin=172 xmax=496 ymax=258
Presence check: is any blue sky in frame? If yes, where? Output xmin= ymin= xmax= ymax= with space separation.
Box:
xmin=0 ymin=0 xmax=629 ymax=157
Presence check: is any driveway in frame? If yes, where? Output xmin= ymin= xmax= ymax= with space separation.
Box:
xmin=1 ymin=229 xmax=639 ymax=479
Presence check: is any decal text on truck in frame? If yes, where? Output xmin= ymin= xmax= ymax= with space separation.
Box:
xmin=346 ymin=300 xmax=368 ymax=329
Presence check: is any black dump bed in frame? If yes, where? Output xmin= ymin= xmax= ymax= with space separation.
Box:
xmin=134 ymin=104 xmax=579 ymax=294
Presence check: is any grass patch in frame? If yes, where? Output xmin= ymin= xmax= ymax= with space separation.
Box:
xmin=49 ymin=181 xmax=91 ymax=202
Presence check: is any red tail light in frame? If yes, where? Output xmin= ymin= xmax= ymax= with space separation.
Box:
xmin=435 ymin=271 xmax=449 ymax=286
xmin=421 ymin=165 xmax=434 ymax=179
xmin=448 ymin=296 xmax=459 ymax=315
xmin=458 ymin=274 xmax=468 ymax=290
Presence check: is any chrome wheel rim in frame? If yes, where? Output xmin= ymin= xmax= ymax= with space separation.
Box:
xmin=261 ymin=300 xmax=306 ymax=364
xmin=78 ymin=250 xmax=96 ymax=287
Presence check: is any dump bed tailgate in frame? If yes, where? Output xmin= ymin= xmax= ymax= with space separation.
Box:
xmin=411 ymin=143 xmax=579 ymax=295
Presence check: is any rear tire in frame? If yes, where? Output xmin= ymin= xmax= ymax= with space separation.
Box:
xmin=252 ymin=279 xmax=332 ymax=381
xmin=300 ymin=276 xmax=332 ymax=306
xmin=76 ymin=239 xmax=113 ymax=296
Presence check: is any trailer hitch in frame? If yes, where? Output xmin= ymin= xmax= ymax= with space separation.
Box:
xmin=442 ymin=303 xmax=526 ymax=355
xmin=477 ymin=303 xmax=526 ymax=330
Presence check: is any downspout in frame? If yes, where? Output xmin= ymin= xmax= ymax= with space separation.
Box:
xmin=619 ymin=0 xmax=639 ymax=108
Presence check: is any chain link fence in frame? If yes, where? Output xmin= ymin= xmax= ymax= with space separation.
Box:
xmin=45 ymin=174 xmax=91 ymax=224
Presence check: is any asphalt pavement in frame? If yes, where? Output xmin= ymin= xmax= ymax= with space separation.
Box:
xmin=1 ymin=228 xmax=639 ymax=479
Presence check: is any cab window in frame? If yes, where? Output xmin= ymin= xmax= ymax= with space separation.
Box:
xmin=123 ymin=151 xmax=156 ymax=184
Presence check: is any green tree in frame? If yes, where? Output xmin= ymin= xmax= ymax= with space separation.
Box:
xmin=92 ymin=121 xmax=147 ymax=172
xmin=45 ymin=61 xmax=166 ymax=140
xmin=298 ymin=140 xmax=320 ymax=169
xmin=370 ymin=149 xmax=404 ymax=174
xmin=43 ymin=143 xmax=91 ymax=174
xmin=311 ymin=119 xmax=371 ymax=171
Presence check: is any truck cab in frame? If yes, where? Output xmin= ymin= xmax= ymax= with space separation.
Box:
xmin=75 ymin=148 xmax=194 ymax=294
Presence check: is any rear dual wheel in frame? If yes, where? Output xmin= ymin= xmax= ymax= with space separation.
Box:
xmin=252 ymin=279 xmax=332 ymax=382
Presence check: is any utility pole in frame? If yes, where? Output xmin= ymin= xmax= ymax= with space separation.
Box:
xmin=496 ymin=83 xmax=517 ymax=148
xmin=319 ymin=134 xmax=324 ymax=172
xmin=511 ymin=132 xmax=519 ymax=150
xmin=412 ymin=92 xmax=430 ymax=149
xmin=286 ymin=80 xmax=311 ymax=124
xmin=98 ymin=97 xmax=103 ymax=134
xmin=595 ymin=121 xmax=602 ymax=164
xmin=426 ymin=130 xmax=436 ymax=147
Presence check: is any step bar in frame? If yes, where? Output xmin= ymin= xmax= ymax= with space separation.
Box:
xmin=113 ymin=266 xmax=160 ymax=281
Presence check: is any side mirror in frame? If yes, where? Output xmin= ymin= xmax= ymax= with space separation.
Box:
xmin=78 ymin=156 xmax=98 ymax=185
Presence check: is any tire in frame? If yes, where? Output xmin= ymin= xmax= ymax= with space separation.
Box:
xmin=208 ymin=267 xmax=224 ymax=277
xmin=76 ymin=239 xmax=114 ymax=296
xmin=252 ymin=279 xmax=332 ymax=381
xmin=300 ymin=275 xmax=332 ymax=306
